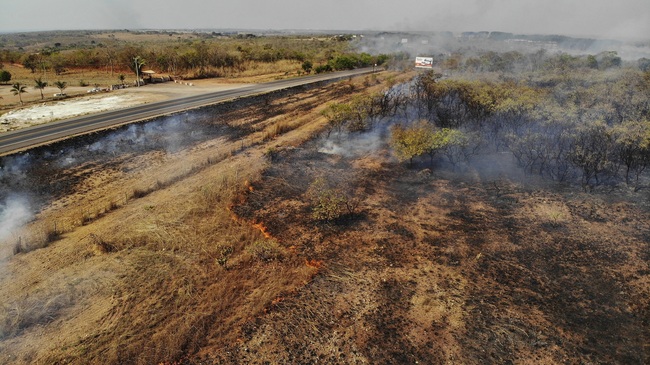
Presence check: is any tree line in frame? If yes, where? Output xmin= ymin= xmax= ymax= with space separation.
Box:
xmin=402 ymin=67 xmax=650 ymax=190
xmin=322 ymin=54 xmax=650 ymax=192
xmin=0 ymin=35 xmax=388 ymax=80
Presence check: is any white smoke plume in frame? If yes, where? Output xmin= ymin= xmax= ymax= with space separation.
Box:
xmin=0 ymin=196 xmax=32 ymax=242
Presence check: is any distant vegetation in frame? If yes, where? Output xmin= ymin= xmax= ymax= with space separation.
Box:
xmin=321 ymin=47 xmax=650 ymax=192
xmin=0 ymin=30 xmax=388 ymax=81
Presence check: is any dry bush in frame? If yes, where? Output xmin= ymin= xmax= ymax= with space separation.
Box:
xmin=307 ymin=177 xmax=361 ymax=222
xmin=89 ymin=233 xmax=117 ymax=253
xmin=534 ymin=202 xmax=571 ymax=228
xmin=263 ymin=121 xmax=295 ymax=141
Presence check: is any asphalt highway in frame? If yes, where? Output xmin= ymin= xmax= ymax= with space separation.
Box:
xmin=0 ymin=67 xmax=376 ymax=156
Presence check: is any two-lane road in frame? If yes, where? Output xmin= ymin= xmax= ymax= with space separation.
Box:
xmin=0 ymin=68 xmax=376 ymax=156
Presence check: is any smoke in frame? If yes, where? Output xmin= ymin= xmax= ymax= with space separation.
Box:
xmin=33 ymin=111 xmax=214 ymax=173
xmin=82 ymin=114 xmax=204 ymax=158
xmin=0 ymin=153 xmax=31 ymax=181
xmin=314 ymin=76 xmax=539 ymax=189
xmin=354 ymin=31 xmax=650 ymax=63
xmin=0 ymin=108 xmax=225 ymax=245
xmin=0 ymin=196 xmax=32 ymax=242
xmin=318 ymin=128 xmax=390 ymax=158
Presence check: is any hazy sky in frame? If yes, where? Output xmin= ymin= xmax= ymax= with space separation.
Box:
xmin=1 ymin=0 xmax=649 ymax=40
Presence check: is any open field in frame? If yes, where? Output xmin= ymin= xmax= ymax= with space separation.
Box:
xmin=0 ymin=60 xmax=305 ymax=114
xmin=224 ymin=129 xmax=649 ymax=364
xmin=1 ymin=27 xmax=649 ymax=364
xmin=0 ymin=67 xmax=648 ymax=364
xmin=0 ymin=71 xmax=410 ymax=364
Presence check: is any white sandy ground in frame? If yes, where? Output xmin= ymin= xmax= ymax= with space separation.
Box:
xmin=0 ymin=94 xmax=152 ymax=132
xmin=0 ymin=80 xmax=247 ymax=133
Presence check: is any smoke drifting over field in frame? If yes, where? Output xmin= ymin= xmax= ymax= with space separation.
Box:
xmin=0 ymin=196 xmax=32 ymax=242
xmin=354 ymin=32 xmax=650 ymax=61
xmin=0 ymin=109 xmax=231 ymax=239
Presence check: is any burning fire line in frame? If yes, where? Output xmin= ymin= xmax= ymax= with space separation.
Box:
xmin=228 ymin=213 xmax=273 ymax=239
xmin=252 ymin=222 xmax=272 ymax=239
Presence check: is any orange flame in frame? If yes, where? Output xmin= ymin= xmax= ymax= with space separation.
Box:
xmin=305 ymin=259 xmax=323 ymax=269
xmin=252 ymin=222 xmax=272 ymax=239
xmin=244 ymin=180 xmax=254 ymax=192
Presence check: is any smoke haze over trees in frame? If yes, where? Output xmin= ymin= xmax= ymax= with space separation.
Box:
xmin=318 ymin=46 xmax=650 ymax=192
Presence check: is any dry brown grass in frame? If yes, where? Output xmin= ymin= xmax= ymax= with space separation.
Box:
xmin=0 ymin=71 xmax=404 ymax=364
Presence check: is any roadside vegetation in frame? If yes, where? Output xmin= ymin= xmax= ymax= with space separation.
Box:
xmin=0 ymin=30 xmax=388 ymax=109
xmin=0 ymin=29 xmax=649 ymax=364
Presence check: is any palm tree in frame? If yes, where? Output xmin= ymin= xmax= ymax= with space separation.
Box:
xmin=132 ymin=56 xmax=145 ymax=86
xmin=11 ymin=82 xmax=27 ymax=105
xmin=34 ymin=77 xmax=48 ymax=100
xmin=53 ymin=80 xmax=67 ymax=94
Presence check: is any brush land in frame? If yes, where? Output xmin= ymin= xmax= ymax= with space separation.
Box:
xmin=0 ymin=30 xmax=649 ymax=364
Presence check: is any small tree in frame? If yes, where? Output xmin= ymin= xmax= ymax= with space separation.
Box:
xmin=118 ymin=74 xmax=126 ymax=85
xmin=34 ymin=77 xmax=48 ymax=100
xmin=390 ymin=120 xmax=432 ymax=165
xmin=612 ymin=121 xmax=650 ymax=189
xmin=11 ymin=82 xmax=28 ymax=105
xmin=568 ymin=121 xmax=614 ymax=190
xmin=424 ymin=128 xmax=463 ymax=166
xmin=321 ymin=102 xmax=352 ymax=136
xmin=301 ymin=60 xmax=313 ymax=74
xmin=0 ymin=70 xmax=11 ymax=84
xmin=53 ymin=80 xmax=67 ymax=94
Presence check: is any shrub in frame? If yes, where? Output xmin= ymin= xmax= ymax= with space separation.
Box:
xmin=307 ymin=178 xmax=361 ymax=222
xmin=0 ymin=70 xmax=11 ymax=84
xmin=314 ymin=64 xmax=332 ymax=74
xmin=301 ymin=60 xmax=313 ymax=74
xmin=216 ymin=244 xmax=234 ymax=266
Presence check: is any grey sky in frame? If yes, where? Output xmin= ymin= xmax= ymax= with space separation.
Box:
xmin=1 ymin=0 xmax=648 ymax=40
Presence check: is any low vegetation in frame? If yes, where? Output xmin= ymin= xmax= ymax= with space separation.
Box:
xmin=0 ymin=29 xmax=649 ymax=364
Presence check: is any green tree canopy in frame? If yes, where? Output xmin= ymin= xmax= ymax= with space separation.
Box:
xmin=53 ymin=80 xmax=67 ymax=94
xmin=0 ymin=69 xmax=11 ymax=84
xmin=11 ymin=82 xmax=28 ymax=105
xmin=34 ymin=77 xmax=48 ymax=100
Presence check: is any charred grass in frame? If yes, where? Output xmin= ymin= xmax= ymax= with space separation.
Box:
xmin=3 ymin=69 xmax=645 ymax=364
xmin=0 ymin=72 xmax=404 ymax=364
xmin=209 ymin=130 xmax=650 ymax=364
